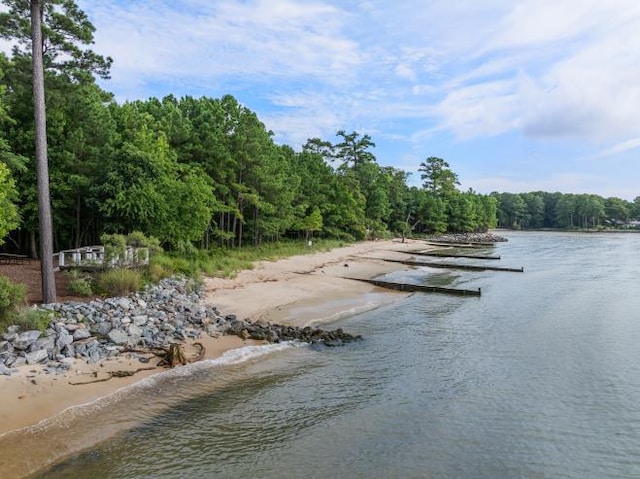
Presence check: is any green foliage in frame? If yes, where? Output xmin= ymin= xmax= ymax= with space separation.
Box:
xmin=493 ymin=191 xmax=629 ymax=230
xmin=0 ymin=0 xmax=113 ymax=81
xmin=0 ymin=160 xmax=19 ymax=244
xmin=3 ymin=308 xmax=52 ymax=333
xmin=65 ymin=269 xmax=93 ymax=296
xmin=419 ymin=157 xmax=460 ymax=198
xmin=96 ymin=268 xmax=142 ymax=297
xmin=100 ymin=232 xmax=127 ymax=264
xmin=0 ymin=274 xmax=26 ymax=321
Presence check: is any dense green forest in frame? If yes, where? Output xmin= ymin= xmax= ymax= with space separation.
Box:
xmin=0 ymin=2 xmax=499 ymax=255
xmin=492 ymin=192 xmax=640 ymax=230
xmin=0 ymin=1 xmax=638 ymax=259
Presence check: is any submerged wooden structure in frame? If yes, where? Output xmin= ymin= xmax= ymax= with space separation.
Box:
xmin=408 ymin=251 xmax=501 ymax=260
xmin=378 ymin=258 xmax=524 ymax=273
xmin=423 ymin=241 xmax=495 ymax=249
xmin=345 ymin=277 xmax=481 ymax=297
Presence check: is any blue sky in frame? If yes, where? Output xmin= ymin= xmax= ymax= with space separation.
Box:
xmin=14 ymin=1 xmax=640 ymax=199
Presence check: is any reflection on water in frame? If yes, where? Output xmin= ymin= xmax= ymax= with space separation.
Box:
xmin=16 ymin=233 xmax=640 ymax=478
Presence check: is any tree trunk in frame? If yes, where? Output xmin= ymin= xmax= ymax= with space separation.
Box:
xmin=29 ymin=230 xmax=38 ymax=259
xmin=31 ymin=0 xmax=57 ymax=303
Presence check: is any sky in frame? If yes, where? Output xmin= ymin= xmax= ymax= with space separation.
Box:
xmin=8 ymin=0 xmax=640 ymax=200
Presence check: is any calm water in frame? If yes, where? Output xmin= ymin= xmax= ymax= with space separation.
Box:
xmin=29 ymin=232 xmax=640 ymax=478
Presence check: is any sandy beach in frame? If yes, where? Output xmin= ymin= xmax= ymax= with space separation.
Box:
xmin=0 ymin=239 xmax=426 ymax=434
xmin=0 ymin=238 xmax=428 ymax=477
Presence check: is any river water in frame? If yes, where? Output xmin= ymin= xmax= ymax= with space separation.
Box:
xmin=26 ymin=232 xmax=640 ymax=478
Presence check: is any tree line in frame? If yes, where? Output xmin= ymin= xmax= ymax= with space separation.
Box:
xmin=0 ymin=1 xmax=497 ymax=258
xmin=3 ymin=1 xmax=636 ymax=264
xmin=492 ymin=191 xmax=640 ymax=230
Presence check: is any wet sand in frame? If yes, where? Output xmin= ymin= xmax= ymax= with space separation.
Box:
xmin=0 ymin=239 xmax=429 ymax=478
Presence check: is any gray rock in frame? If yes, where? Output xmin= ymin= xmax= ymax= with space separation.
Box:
xmin=26 ymin=349 xmax=49 ymax=364
xmin=56 ymin=329 xmax=74 ymax=350
xmin=12 ymin=357 xmax=26 ymax=367
xmin=73 ymin=328 xmax=91 ymax=341
xmin=108 ymin=329 xmax=129 ymax=345
xmin=0 ymin=363 xmax=14 ymax=376
xmin=31 ymin=336 xmax=55 ymax=355
xmin=13 ymin=330 xmax=42 ymax=350
xmin=62 ymin=344 xmax=75 ymax=358
xmin=132 ymin=315 xmax=148 ymax=327
xmin=0 ymin=341 xmax=13 ymax=354
xmin=90 ymin=321 xmax=113 ymax=337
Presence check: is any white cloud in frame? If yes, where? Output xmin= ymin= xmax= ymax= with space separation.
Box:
xmin=594 ymin=138 xmax=640 ymax=159
xmin=58 ymin=0 xmax=640 ymax=198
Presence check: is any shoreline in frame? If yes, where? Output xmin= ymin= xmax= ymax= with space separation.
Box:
xmin=0 ymin=239 xmax=429 ymax=478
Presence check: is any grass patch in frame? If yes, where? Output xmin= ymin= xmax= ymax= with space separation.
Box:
xmin=65 ymin=269 xmax=94 ymax=296
xmin=0 ymin=275 xmax=27 ymax=327
xmin=5 ymin=308 xmax=53 ymax=333
xmin=147 ymin=238 xmax=346 ymax=280
xmin=96 ymin=268 xmax=142 ymax=297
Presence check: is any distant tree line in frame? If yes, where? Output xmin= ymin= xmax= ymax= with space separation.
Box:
xmin=491 ymin=192 xmax=640 ymax=230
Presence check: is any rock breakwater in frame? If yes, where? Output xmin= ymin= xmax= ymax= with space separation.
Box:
xmin=430 ymin=232 xmax=508 ymax=243
xmin=0 ymin=277 xmax=361 ymax=376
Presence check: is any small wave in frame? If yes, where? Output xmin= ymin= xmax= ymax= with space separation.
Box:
xmin=302 ymin=294 xmax=405 ymax=328
xmin=1 ymin=342 xmax=300 ymax=440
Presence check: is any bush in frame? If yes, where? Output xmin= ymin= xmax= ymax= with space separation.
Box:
xmin=146 ymin=262 xmax=172 ymax=283
xmin=65 ymin=270 xmax=94 ymax=296
xmin=0 ymin=275 xmax=26 ymax=320
xmin=101 ymin=233 xmax=127 ymax=265
xmin=97 ymin=268 xmax=142 ymax=297
xmin=127 ymin=231 xmax=163 ymax=253
xmin=10 ymin=308 xmax=52 ymax=332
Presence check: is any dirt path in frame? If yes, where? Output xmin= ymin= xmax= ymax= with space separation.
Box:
xmin=0 ymin=260 xmax=90 ymax=305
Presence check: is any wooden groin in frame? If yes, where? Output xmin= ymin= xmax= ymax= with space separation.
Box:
xmin=377 ymin=258 xmax=523 ymax=273
xmin=345 ymin=277 xmax=481 ymax=296
xmin=423 ymin=241 xmax=494 ymax=249
xmin=408 ymin=251 xmax=501 ymax=260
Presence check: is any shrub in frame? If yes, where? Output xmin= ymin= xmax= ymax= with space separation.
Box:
xmin=0 ymin=275 xmax=26 ymax=320
xmin=146 ymin=262 xmax=172 ymax=283
xmin=97 ymin=268 xmax=142 ymax=297
xmin=127 ymin=231 xmax=163 ymax=253
xmin=10 ymin=308 xmax=52 ymax=332
xmin=101 ymin=233 xmax=127 ymax=265
xmin=65 ymin=270 xmax=94 ymax=296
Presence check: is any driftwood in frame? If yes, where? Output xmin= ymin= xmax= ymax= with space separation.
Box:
xmin=124 ymin=342 xmax=206 ymax=368
xmin=69 ymin=342 xmax=207 ymax=386
xmin=68 ymin=367 xmax=156 ymax=386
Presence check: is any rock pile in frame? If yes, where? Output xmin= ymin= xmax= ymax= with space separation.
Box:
xmin=0 ymin=277 xmax=361 ymax=376
xmin=431 ymin=232 xmax=508 ymax=243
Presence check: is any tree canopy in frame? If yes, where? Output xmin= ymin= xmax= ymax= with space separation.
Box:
xmin=0 ymin=1 xmax=636 ymax=258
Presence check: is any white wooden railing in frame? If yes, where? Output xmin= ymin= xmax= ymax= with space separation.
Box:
xmin=54 ymin=245 xmax=149 ymax=269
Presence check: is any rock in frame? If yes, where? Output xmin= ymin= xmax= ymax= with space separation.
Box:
xmin=132 ymin=315 xmax=148 ymax=327
xmin=73 ymin=328 xmax=91 ymax=341
xmin=0 ymin=363 xmax=14 ymax=376
xmin=13 ymin=330 xmax=42 ymax=350
xmin=56 ymin=329 xmax=73 ymax=349
xmin=26 ymin=349 xmax=49 ymax=364
xmin=107 ymin=329 xmax=129 ymax=345
xmin=0 ymin=341 xmax=13 ymax=354
xmin=90 ymin=321 xmax=113 ymax=337
xmin=12 ymin=357 xmax=26 ymax=367
xmin=31 ymin=336 xmax=55 ymax=355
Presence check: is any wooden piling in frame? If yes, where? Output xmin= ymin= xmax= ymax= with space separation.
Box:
xmin=344 ymin=277 xmax=481 ymax=296
xmin=408 ymin=251 xmax=501 ymax=260
xmin=423 ymin=241 xmax=494 ymax=249
xmin=377 ymin=258 xmax=524 ymax=273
